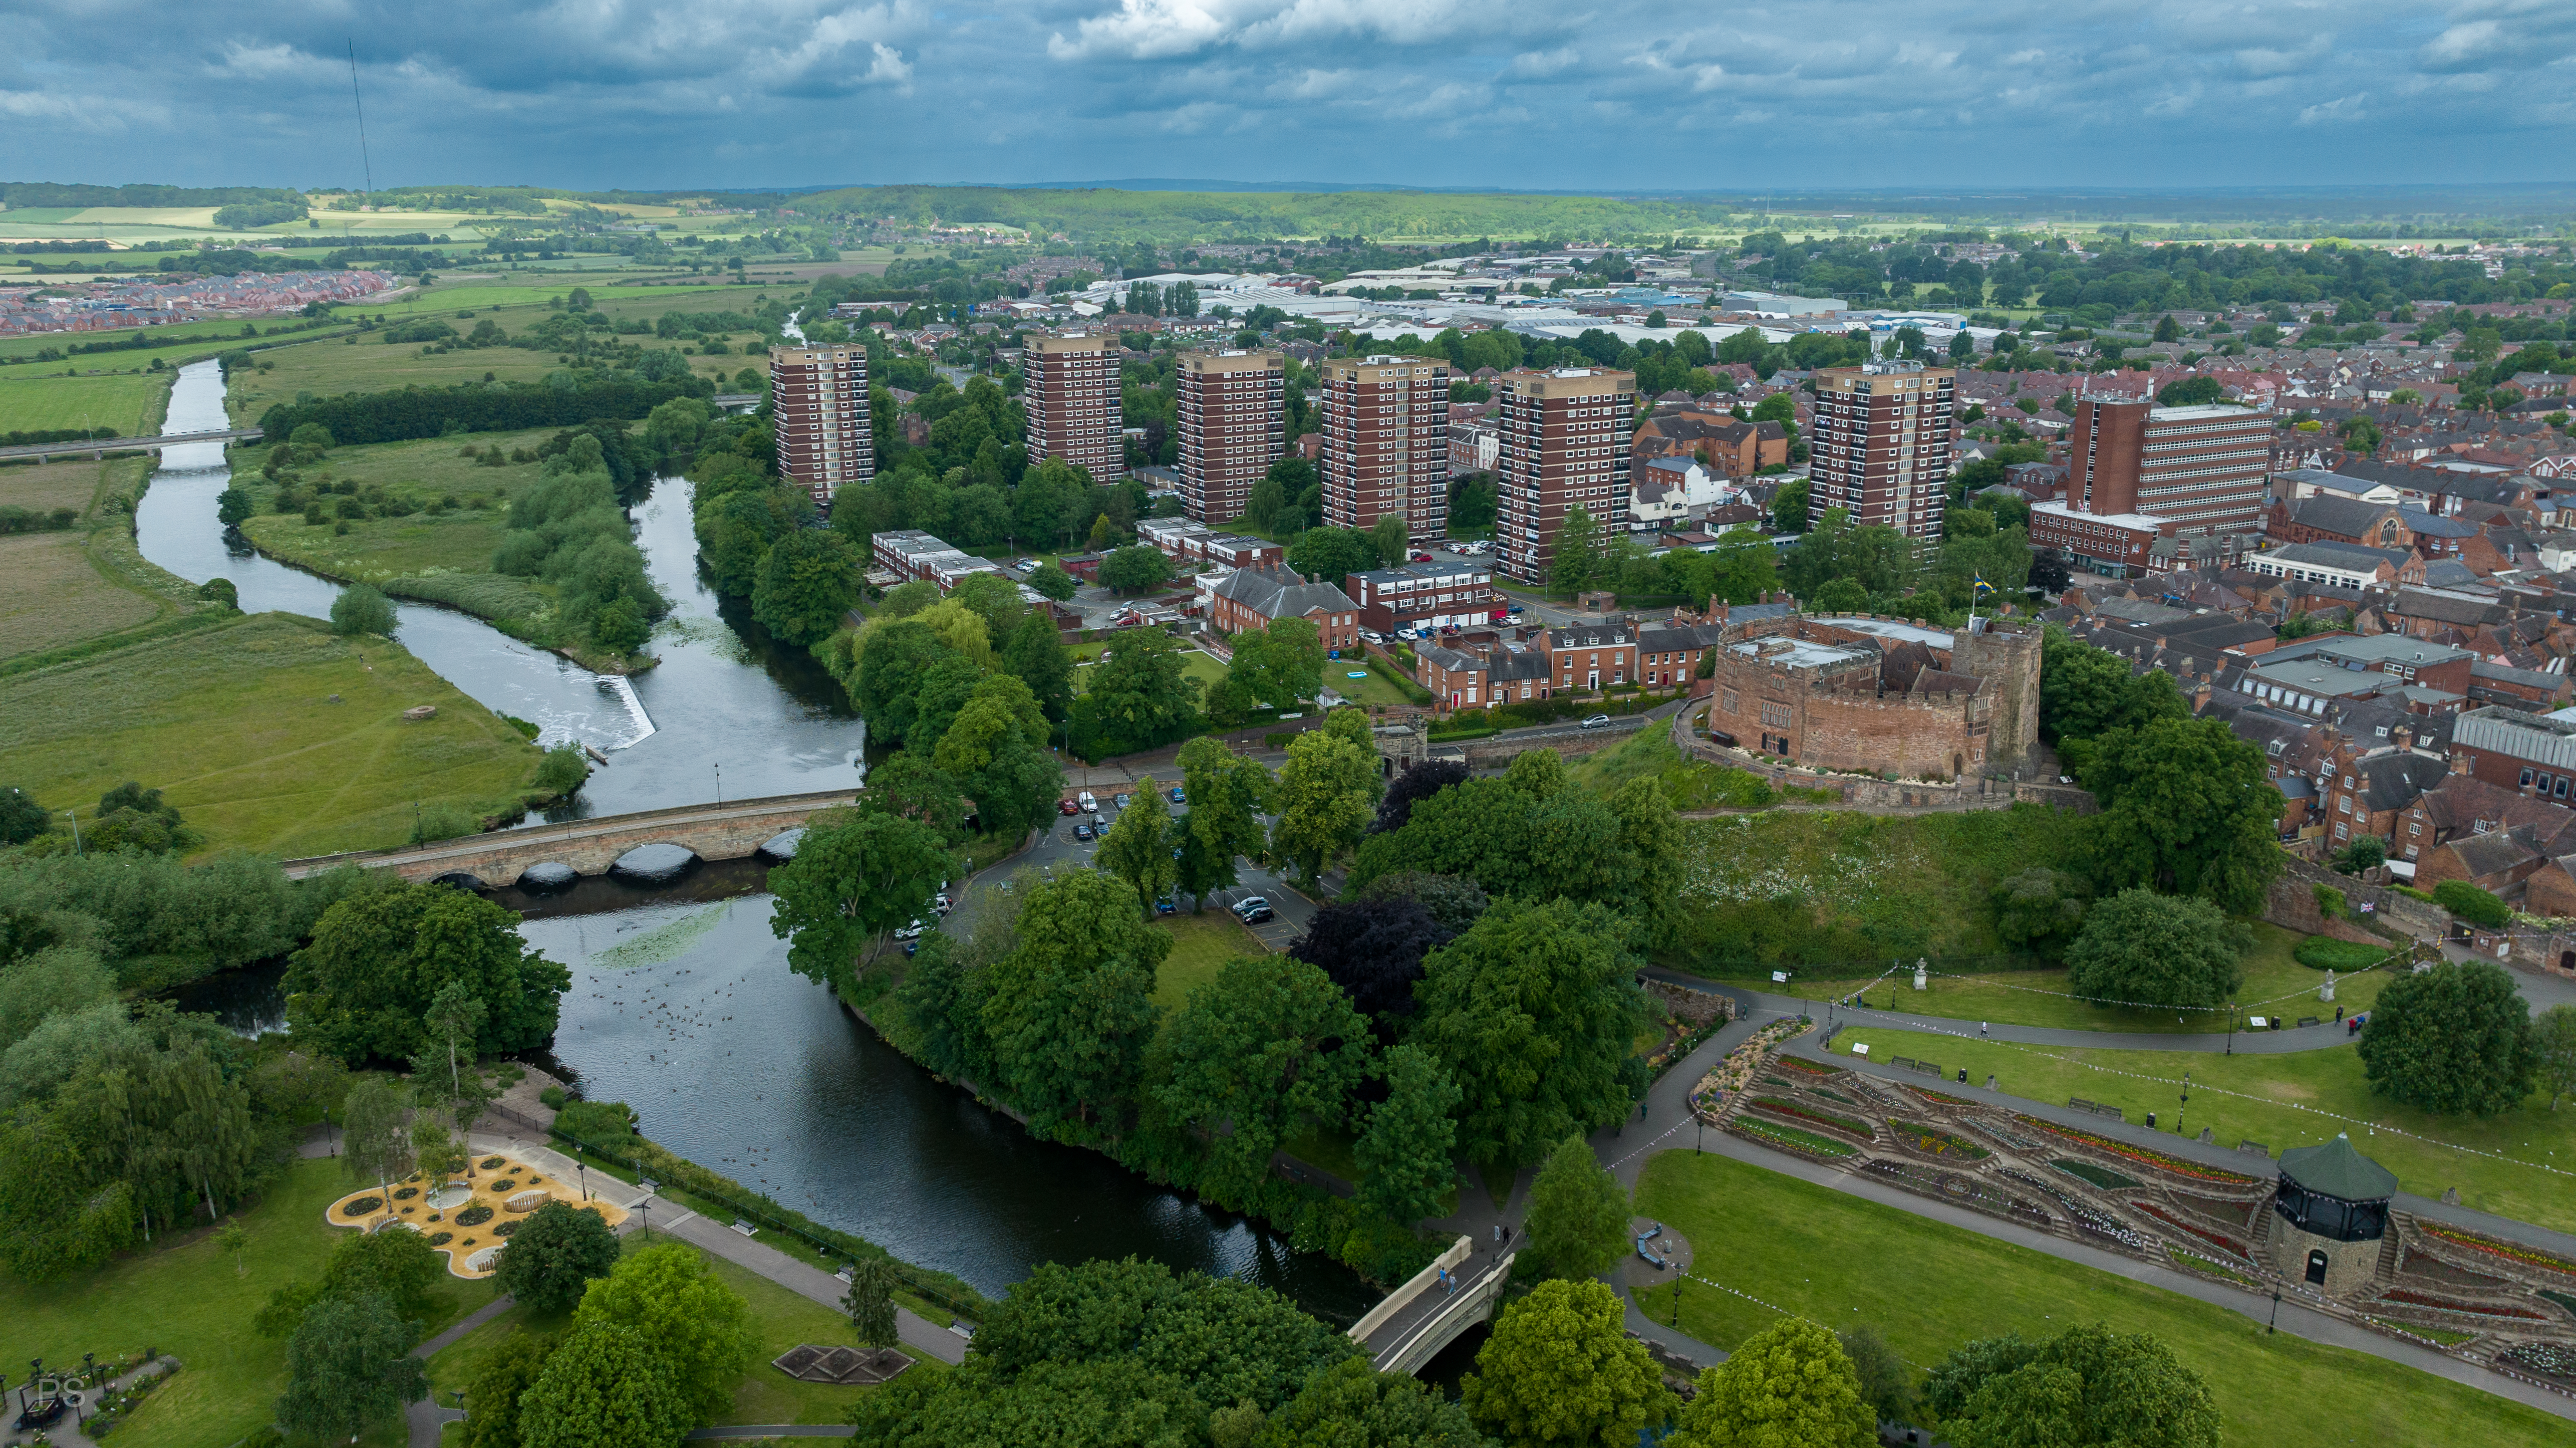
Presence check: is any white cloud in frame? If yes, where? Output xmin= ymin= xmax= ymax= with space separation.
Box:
xmin=2297 ymin=92 xmax=2369 ymax=124
xmin=1507 ymin=47 xmax=1579 ymax=79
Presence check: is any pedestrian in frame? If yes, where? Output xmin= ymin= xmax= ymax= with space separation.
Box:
xmin=1980 ymin=1021 xmax=1988 ymax=1039
xmin=2335 ymin=1005 xmax=2344 ymax=1024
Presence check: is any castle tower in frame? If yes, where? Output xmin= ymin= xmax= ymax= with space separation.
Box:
xmin=1951 ymin=618 xmax=2043 ymax=779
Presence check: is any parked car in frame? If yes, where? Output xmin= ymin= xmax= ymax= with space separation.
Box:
xmin=1155 ymin=893 xmax=1178 ymax=915
xmin=1058 ymin=798 xmax=1082 ymax=816
xmin=933 ymin=893 xmax=954 ymax=916
xmin=1409 ymin=551 xmax=1434 ymax=562
xmin=1580 ymin=713 xmax=1613 ymax=730
xmin=895 ymin=919 xmax=929 ymax=940
xmin=1169 ymin=787 xmax=1186 ymax=803
xmin=1113 ymin=793 xmax=1131 ymax=810
xmin=1077 ymin=790 xmax=1097 ymax=813
xmin=1073 ymin=822 xmax=1094 ymax=841
xmin=1360 ymin=629 xmax=1386 ymax=644
xmin=1232 ymin=896 xmax=1275 ymax=924
xmin=1506 ymin=603 xmax=1526 ymax=615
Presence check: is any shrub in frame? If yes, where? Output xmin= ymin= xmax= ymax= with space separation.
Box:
xmin=328 ymin=583 xmax=397 ymax=636
xmin=2294 ymin=937 xmax=2389 ymax=972
xmin=2312 ymin=883 xmax=2346 ymax=920
xmin=2432 ymin=879 xmax=2509 ymax=927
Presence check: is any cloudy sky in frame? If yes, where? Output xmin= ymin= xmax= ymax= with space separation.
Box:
xmin=3 ymin=0 xmax=2567 ymax=192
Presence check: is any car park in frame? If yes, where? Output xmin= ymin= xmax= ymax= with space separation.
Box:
xmin=1113 ymin=793 xmax=1131 ymax=810
xmin=1580 ymin=713 xmax=1612 ymax=729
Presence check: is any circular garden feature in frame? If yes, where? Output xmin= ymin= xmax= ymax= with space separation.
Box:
xmin=340 ymin=1196 xmax=384 ymax=1218
xmin=455 ymin=1204 xmax=495 ymax=1228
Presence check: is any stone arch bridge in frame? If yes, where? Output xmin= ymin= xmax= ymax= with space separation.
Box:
xmin=276 ymin=789 xmax=857 ymax=886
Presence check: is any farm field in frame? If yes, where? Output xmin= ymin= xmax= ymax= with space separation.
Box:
xmin=0 ymin=369 xmax=171 ymax=435
xmin=1826 ymin=1024 xmax=2576 ymax=1233
xmin=0 ymin=611 xmax=547 ymax=858
xmin=0 ymin=456 xmax=200 ymax=662
xmin=1633 ymin=1151 xmax=2570 ymax=1448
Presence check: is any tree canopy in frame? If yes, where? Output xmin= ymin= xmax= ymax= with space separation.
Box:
xmin=2063 ymin=888 xmax=2246 ymax=1010
xmin=1462 ymin=1279 xmax=1670 ymax=1448
xmin=2359 ymin=960 xmax=2538 ymax=1116
xmin=1667 ymin=1319 xmax=1873 ymax=1448
xmin=286 ymin=882 xmax=570 ymax=1064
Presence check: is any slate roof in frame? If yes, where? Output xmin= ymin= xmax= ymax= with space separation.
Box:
xmin=1213 ymin=565 xmax=1356 ymax=622
xmin=2278 ymin=1134 xmax=2399 ymax=1201
xmin=2284 ymin=494 xmax=2398 ymax=538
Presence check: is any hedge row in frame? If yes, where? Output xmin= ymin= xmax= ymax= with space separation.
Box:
xmin=255 ymin=372 xmax=715 ymax=448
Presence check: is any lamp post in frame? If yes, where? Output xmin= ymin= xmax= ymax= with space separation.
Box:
xmin=2226 ymin=1003 xmax=2237 ymax=1056
xmin=2177 ymin=1071 xmax=2190 ymax=1137
xmin=2268 ymin=1287 xmax=2282 ymax=1335
xmin=578 ymin=1163 xmax=588 ymax=1201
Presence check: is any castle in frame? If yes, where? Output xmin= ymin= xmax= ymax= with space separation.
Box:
xmin=1702 ymin=613 xmax=2043 ymax=782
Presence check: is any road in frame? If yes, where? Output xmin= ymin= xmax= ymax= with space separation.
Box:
xmin=945 ymin=790 xmax=1321 ymax=951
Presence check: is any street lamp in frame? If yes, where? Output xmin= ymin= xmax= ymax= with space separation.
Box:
xmin=2268 ymin=1287 xmax=2282 ymax=1335
xmin=2226 ymin=1003 xmax=2237 ymax=1056
xmin=578 ymin=1163 xmax=588 ymax=1201
xmin=2177 ymin=1071 xmax=2190 ymax=1136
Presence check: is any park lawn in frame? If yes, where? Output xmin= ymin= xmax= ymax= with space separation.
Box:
xmin=1828 ymin=1025 xmax=2576 ymax=1234
xmin=1632 ymin=1152 xmax=2569 ymax=1448
xmin=231 ymin=427 xmax=563 ymax=584
xmin=0 ymin=610 xmax=547 ymax=858
xmin=1792 ymin=922 xmax=2396 ymax=1036
xmin=423 ymin=1241 xmax=935 ymax=1435
xmin=0 ymin=368 xmax=171 ymax=435
xmin=0 ymin=1156 xmax=501 ymax=1448
xmin=1151 ymin=909 xmax=1272 ymax=1013
xmin=1070 ymin=647 xmax=1228 ymax=699
xmin=1332 ymin=661 xmax=1416 ymax=707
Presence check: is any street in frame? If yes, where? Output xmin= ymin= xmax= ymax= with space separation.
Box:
xmin=945 ymin=791 xmax=1323 ymax=950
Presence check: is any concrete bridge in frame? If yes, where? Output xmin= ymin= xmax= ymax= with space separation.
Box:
xmin=0 ymin=425 xmax=262 ymax=463
xmin=275 ymin=789 xmax=857 ymax=887
xmin=1348 ymin=1236 xmax=1515 ymax=1375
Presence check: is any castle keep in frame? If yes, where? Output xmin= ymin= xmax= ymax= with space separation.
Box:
xmin=1703 ymin=614 xmax=2042 ymax=781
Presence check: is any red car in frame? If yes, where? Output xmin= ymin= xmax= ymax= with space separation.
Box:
xmin=1057 ymin=798 xmax=1081 ymax=816
xmin=1409 ymin=551 xmax=1434 ymax=562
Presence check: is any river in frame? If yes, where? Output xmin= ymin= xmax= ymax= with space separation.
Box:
xmin=138 ymin=359 xmax=1374 ymax=1319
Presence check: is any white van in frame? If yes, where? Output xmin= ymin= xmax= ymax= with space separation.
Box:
xmin=1077 ymin=791 xmax=1098 ymax=814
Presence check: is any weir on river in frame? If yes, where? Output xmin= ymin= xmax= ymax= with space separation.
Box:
xmin=136 ymin=359 xmax=1376 ymax=1321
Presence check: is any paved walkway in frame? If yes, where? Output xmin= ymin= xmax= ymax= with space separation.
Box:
xmin=407 ymin=1298 xmax=515 ymax=1448
xmin=3 ymin=1355 xmax=178 ymax=1448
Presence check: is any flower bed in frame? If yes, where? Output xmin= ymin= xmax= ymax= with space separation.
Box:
xmin=2416 ymin=1221 xmax=2576 ymax=1282
xmin=2001 ymin=1168 xmax=2153 ymax=1252
xmin=454 ymin=1204 xmax=494 ymax=1228
xmin=427 ymin=1232 xmax=454 ymax=1247
xmin=494 ymin=1219 xmax=520 ymax=1238
xmin=2048 ymin=1158 xmax=2142 ymax=1192
xmin=1863 ymin=1158 xmax=2051 ymax=1229
xmin=481 ymin=1156 xmax=507 ymax=1168
xmin=2542 ymin=1289 xmax=2576 ymax=1320
xmin=2399 ymin=1246 xmax=2510 ymax=1290
xmin=2377 ymin=1288 xmax=2546 ymax=1321
xmin=2171 ymin=1193 xmax=2257 ymax=1230
xmin=492 ymin=1178 xmax=518 ymax=1192
xmin=2363 ymin=1318 xmax=2480 ymax=1348
xmin=2019 ymin=1118 xmax=2258 ymax=1185
xmin=340 ymin=1196 xmax=383 ymax=1218
xmin=1746 ymin=1096 xmax=1873 ymax=1139
xmin=2498 ymin=1340 xmax=2576 ymax=1388
xmin=392 ymin=1186 xmax=419 ymax=1200
xmin=1690 ymin=1018 xmax=1817 ymax=1118
xmin=2134 ymin=1201 xmax=2250 ymax=1261
xmin=1911 ymin=1086 xmax=1976 ymax=1106
xmin=1887 ymin=1120 xmax=1990 ymax=1159
xmin=1814 ymin=1088 xmax=1860 ymax=1107
xmin=2168 ymin=1247 xmax=2256 ymax=1286
xmin=1761 ymin=1075 xmax=1793 ymax=1088
xmin=1964 ymin=1117 xmax=2042 ymax=1152
xmin=82 ymin=1359 xmax=178 ymax=1440
xmin=1778 ymin=1055 xmax=1842 ymax=1077
xmin=1729 ymin=1117 xmax=1857 ymax=1160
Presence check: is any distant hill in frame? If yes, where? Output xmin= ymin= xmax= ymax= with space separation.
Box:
xmin=1 ymin=182 xmax=306 ymax=210
xmin=782 ymin=184 xmax=1735 ymax=244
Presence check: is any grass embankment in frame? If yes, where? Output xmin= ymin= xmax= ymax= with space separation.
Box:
xmin=0 ymin=369 xmax=173 ymax=434
xmin=1569 ymin=724 xmax=1839 ymax=810
xmin=425 ymin=1237 xmax=938 ymax=1436
xmin=1827 ymin=1025 xmax=2576 ymax=1233
xmin=0 ymin=1156 xmax=500 ymax=1448
xmin=224 ymin=424 xmax=637 ymax=672
xmin=0 ymin=611 xmax=548 ymax=857
xmin=1633 ymin=1152 xmax=2568 ymax=1448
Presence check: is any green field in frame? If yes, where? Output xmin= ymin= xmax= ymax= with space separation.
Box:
xmin=1071 ymin=645 xmax=1230 ymax=699
xmin=0 ymin=611 xmax=548 ymax=857
xmin=1632 ymin=1152 xmax=2568 ymax=1447
xmin=1828 ymin=1025 xmax=2576 ymax=1233
xmin=1150 ymin=908 xmax=1272 ymax=1014
xmin=231 ymin=428 xmax=557 ymax=582
xmin=0 ymin=1155 xmax=501 ymax=1448
xmin=0 ymin=369 xmax=171 ymax=435
xmin=0 ymin=455 xmax=206 ymax=662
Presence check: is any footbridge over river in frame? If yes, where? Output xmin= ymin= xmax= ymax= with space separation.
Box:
xmin=0 ymin=425 xmax=262 ymax=462
xmin=1349 ymin=1236 xmax=1515 ymax=1375
xmin=275 ymin=789 xmax=858 ymax=886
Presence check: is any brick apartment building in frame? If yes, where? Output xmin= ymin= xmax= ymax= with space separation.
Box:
xmin=1418 ymin=639 xmax=1551 ymax=709
xmin=1545 ymin=621 xmax=1639 ymax=691
xmin=769 ymin=345 xmax=874 ymax=506
xmin=1344 ymin=561 xmax=1500 ymax=634
xmin=1321 ymin=355 xmax=1451 ymax=539
xmin=1632 ymin=406 xmax=1788 ymax=477
xmin=1494 ymin=367 xmax=1637 ymax=581
xmin=1023 ymin=333 xmax=1125 ymax=480
xmin=1806 ymin=359 xmax=1955 ymax=538
xmin=2450 ymin=706 xmax=2576 ymax=798
xmin=1177 ymin=349 xmax=1285 ymax=525
xmin=869 ymin=529 xmax=1013 ymax=593
xmin=1207 ymin=564 xmax=1360 ymax=651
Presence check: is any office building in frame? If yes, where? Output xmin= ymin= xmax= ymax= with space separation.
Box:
xmin=1806 ymin=359 xmax=1955 ymax=539
xmin=2067 ymin=395 xmax=2274 ymax=534
xmin=768 ymin=345 xmax=873 ymax=506
xmin=1023 ymin=333 xmax=1125 ymax=479
xmin=1493 ymin=367 xmax=1637 ymax=581
xmin=1320 ymin=354 xmax=1451 ymax=539
xmin=1177 ymin=349 xmax=1285 ymax=525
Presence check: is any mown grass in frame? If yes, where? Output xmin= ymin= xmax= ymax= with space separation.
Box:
xmin=0 ymin=456 xmax=112 ymax=513
xmin=1632 ymin=1152 xmax=2569 ymax=1448
xmin=0 ymin=1156 xmax=501 ymax=1448
xmin=1829 ymin=1024 xmax=2576 ymax=1233
xmin=1071 ymin=647 xmax=1229 ymax=698
xmin=1568 ymin=725 xmax=1811 ymax=810
xmin=1150 ymin=909 xmax=1272 ymax=1014
xmin=0 ymin=369 xmax=171 ymax=435
xmin=0 ymin=456 xmax=203 ymax=663
xmin=0 ymin=611 xmax=546 ymax=857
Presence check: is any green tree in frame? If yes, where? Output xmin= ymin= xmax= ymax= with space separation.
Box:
xmin=1769 ymin=478 xmax=1809 ymax=535
xmin=1095 ymin=777 xmax=1182 ymax=912
xmin=2359 ymin=960 xmax=2537 ymax=1117
xmin=495 ymin=1200 xmax=623 ymax=1314
xmin=421 ymin=977 xmax=487 ymax=1111
xmin=2535 ymin=1003 xmax=2576 ymax=1111
xmin=1372 ymin=514 xmax=1411 ymax=567
xmin=1923 ymin=1324 xmax=2218 ymax=1448
xmin=1287 ymin=527 xmax=1381 ymax=586
xmin=1002 ymin=611 xmax=1076 ymax=723
xmin=1254 ymin=1356 xmax=1486 ymax=1448
xmin=1668 ymin=1319 xmax=1871 ymax=1448
xmin=2431 ymin=879 xmax=2510 ymax=927
xmin=216 ymin=486 xmax=254 ymax=527
xmin=1549 ymin=506 xmax=1607 ymax=594
xmin=1838 ymin=1325 xmax=1917 ymax=1429
xmin=766 ymin=806 xmax=959 ymax=985
xmin=274 ymin=1292 xmax=428 ymax=1442
xmin=2040 ymin=625 xmax=2184 ymax=745
xmin=2063 ymin=888 xmax=2245 ymax=1010
xmin=1080 ymin=625 xmax=1203 ymax=752
xmin=338 ymin=1074 xmax=414 ymax=1197
xmin=1992 ymin=867 xmax=2088 ymax=961
xmin=0 ymin=784 xmax=47 ymax=846
xmin=1175 ymin=736 xmax=1275 ymax=907
xmin=216 ymin=1217 xmax=249 ymax=1274
xmin=1099 ymin=544 xmax=1175 ymax=594
xmin=1523 ymin=1133 xmax=1629 ymax=1281
xmin=842 ymin=1255 xmax=902 ymax=1351
xmin=1462 ymin=1279 xmax=1669 ymax=1448
xmin=1355 ymin=1044 xmax=1462 ymax=1224
xmin=517 ymin=1321 xmax=694 ymax=1448
xmin=1025 ymin=561 xmax=1079 ymax=600
xmin=329 ymin=581 xmax=397 ymax=636
xmin=750 ymin=527 xmax=862 ymax=646
xmin=288 ymin=883 xmax=570 ymax=1064
xmin=1270 ymin=728 xmax=1379 ymax=886
xmin=980 ymin=870 xmax=1169 ymax=1134
xmin=2078 ymin=714 xmax=2281 ymax=914
xmin=461 ymin=1330 xmax=559 ymax=1448
xmin=1155 ymin=953 xmax=1373 ymax=1198
xmin=1226 ymin=618 xmax=1327 ymax=716
xmin=1412 ymin=898 xmax=1645 ymax=1168
xmin=574 ymin=1240 xmax=759 ymax=1422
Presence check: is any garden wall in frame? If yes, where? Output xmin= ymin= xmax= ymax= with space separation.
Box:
xmin=2266 ymin=854 xmax=2449 ymax=944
